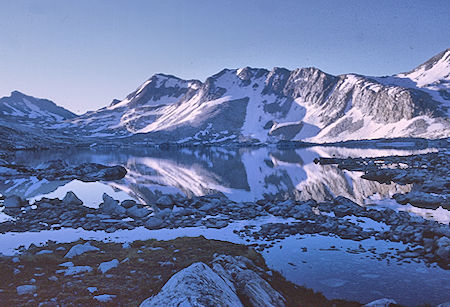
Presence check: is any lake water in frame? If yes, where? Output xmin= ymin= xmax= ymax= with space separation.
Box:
xmin=1 ymin=146 xmax=449 ymax=305
xmin=3 ymin=146 xmax=447 ymax=222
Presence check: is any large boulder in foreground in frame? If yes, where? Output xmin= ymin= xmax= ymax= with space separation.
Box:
xmin=140 ymin=255 xmax=286 ymax=307
xmin=363 ymin=298 xmax=398 ymax=307
xmin=211 ymin=255 xmax=286 ymax=307
xmin=140 ymin=262 xmax=243 ymax=307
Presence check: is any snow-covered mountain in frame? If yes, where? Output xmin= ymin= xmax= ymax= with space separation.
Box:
xmin=0 ymin=91 xmax=79 ymax=150
xmin=0 ymin=91 xmax=76 ymax=123
xmin=2 ymin=49 xmax=449 ymax=145
xmin=63 ymin=48 xmax=449 ymax=144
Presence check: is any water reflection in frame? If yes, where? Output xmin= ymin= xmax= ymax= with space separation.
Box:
xmin=2 ymin=146 xmax=444 ymax=217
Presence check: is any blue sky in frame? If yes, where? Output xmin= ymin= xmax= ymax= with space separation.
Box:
xmin=0 ymin=0 xmax=449 ymax=113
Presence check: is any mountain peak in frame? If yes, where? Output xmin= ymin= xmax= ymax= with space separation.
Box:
xmin=9 ymin=90 xmax=31 ymax=98
xmin=396 ymin=48 xmax=450 ymax=89
xmin=0 ymin=91 xmax=76 ymax=121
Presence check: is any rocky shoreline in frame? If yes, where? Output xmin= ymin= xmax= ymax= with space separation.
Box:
xmin=0 ymin=237 xmax=366 ymax=306
xmin=0 ymin=159 xmax=127 ymax=182
xmin=316 ymin=151 xmax=449 ymax=210
xmin=1 ymin=190 xmax=449 ymax=269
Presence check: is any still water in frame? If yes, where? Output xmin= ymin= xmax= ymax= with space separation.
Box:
xmin=3 ymin=146 xmax=446 ymax=222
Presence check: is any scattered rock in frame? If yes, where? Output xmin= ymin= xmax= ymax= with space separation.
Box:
xmin=126 ymin=206 xmax=150 ymax=219
xmin=121 ymin=199 xmax=137 ymax=209
xmin=36 ymin=249 xmax=53 ymax=255
xmin=64 ymin=242 xmax=99 ymax=258
xmin=156 ymin=195 xmax=173 ymax=208
xmin=364 ymin=298 xmax=398 ymax=307
xmin=436 ymin=236 xmax=450 ymax=260
xmin=62 ymin=191 xmax=83 ymax=206
xmin=144 ymin=217 xmax=164 ymax=229
xmin=94 ymin=294 xmax=116 ymax=302
xmin=16 ymin=285 xmax=37 ymax=296
xmin=98 ymin=259 xmax=119 ymax=274
xmin=99 ymin=193 xmax=126 ymax=216
xmin=64 ymin=265 xmax=93 ymax=276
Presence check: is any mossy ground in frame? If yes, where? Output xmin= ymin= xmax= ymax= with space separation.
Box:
xmin=0 ymin=236 xmax=362 ymax=306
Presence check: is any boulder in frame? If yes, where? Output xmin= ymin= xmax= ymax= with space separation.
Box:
xmin=126 ymin=206 xmax=150 ymax=219
xmin=121 ymin=199 xmax=137 ymax=209
xmin=211 ymin=255 xmax=286 ymax=307
xmin=144 ymin=217 xmax=164 ymax=229
xmin=3 ymin=195 xmax=25 ymax=208
xmin=98 ymin=259 xmax=119 ymax=274
xmin=94 ymin=165 xmax=127 ymax=181
xmin=99 ymin=193 xmax=126 ymax=216
xmin=62 ymin=191 xmax=83 ymax=206
xmin=393 ymin=191 xmax=447 ymax=210
xmin=64 ymin=242 xmax=99 ymax=258
xmin=204 ymin=218 xmax=229 ymax=229
xmin=16 ymin=285 xmax=37 ymax=295
xmin=156 ymin=195 xmax=173 ymax=208
xmin=436 ymin=236 xmax=450 ymax=260
xmin=94 ymin=294 xmax=117 ymax=302
xmin=140 ymin=262 xmax=243 ymax=307
xmin=333 ymin=196 xmax=363 ymax=217
xmin=64 ymin=265 xmax=93 ymax=276
xmin=364 ymin=298 xmax=398 ymax=307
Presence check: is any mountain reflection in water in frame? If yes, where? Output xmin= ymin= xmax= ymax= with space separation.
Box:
xmin=2 ymin=146 xmax=445 ymax=222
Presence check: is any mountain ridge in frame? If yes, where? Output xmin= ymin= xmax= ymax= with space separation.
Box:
xmin=1 ymin=48 xmax=449 ymax=147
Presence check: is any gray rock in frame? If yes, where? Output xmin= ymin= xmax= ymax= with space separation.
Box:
xmin=154 ymin=208 xmax=172 ymax=219
xmin=16 ymin=285 xmax=37 ymax=295
xmin=291 ymin=203 xmax=313 ymax=219
xmin=333 ymin=196 xmax=363 ymax=217
xmin=364 ymin=298 xmax=398 ymax=307
xmin=62 ymin=191 xmax=83 ymax=206
xmin=64 ymin=242 xmax=99 ymax=258
xmin=36 ymin=250 xmax=53 ymax=255
xmin=100 ymin=193 xmax=126 ymax=215
xmin=94 ymin=294 xmax=116 ymax=302
xmin=211 ymin=255 xmax=286 ymax=307
xmin=140 ymin=262 xmax=243 ymax=307
xmin=204 ymin=219 xmax=229 ymax=229
xmin=64 ymin=266 xmax=93 ymax=276
xmin=3 ymin=195 xmax=25 ymax=208
xmin=156 ymin=195 xmax=173 ymax=208
xmin=121 ymin=199 xmax=137 ymax=209
xmin=126 ymin=206 xmax=150 ymax=219
xmin=199 ymin=202 xmax=219 ymax=212
xmin=98 ymin=259 xmax=119 ymax=274
xmin=436 ymin=236 xmax=450 ymax=260
xmin=144 ymin=217 xmax=164 ymax=229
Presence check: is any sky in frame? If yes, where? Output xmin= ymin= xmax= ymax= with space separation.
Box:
xmin=0 ymin=0 xmax=449 ymax=114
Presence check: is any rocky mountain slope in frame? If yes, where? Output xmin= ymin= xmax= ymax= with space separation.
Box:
xmin=1 ymin=49 xmax=449 ymax=146
xmin=0 ymin=91 xmax=75 ymax=124
xmin=0 ymin=91 xmax=80 ymax=150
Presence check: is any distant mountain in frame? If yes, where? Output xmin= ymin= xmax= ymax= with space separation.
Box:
xmin=0 ymin=91 xmax=79 ymax=150
xmin=0 ymin=91 xmax=76 ymax=123
xmin=2 ymin=49 xmax=450 ymax=147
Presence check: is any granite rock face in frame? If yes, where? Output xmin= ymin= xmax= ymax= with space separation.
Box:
xmin=140 ymin=255 xmax=286 ymax=307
